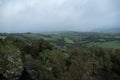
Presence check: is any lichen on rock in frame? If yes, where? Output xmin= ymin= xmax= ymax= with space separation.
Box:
xmin=0 ymin=39 xmax=23 ymax=79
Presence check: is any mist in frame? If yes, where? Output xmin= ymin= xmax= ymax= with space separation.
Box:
xmin=0 ymin=0 xmax=120 ymax=33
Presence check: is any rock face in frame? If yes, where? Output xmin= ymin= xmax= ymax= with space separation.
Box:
xmin=0 ymin=39 xmax=23 ymax=79
xmin=20 ymin=66 xmax=38 ymax=80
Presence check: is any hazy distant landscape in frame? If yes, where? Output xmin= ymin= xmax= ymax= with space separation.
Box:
xmin=0 ymin=31 xmax=120 ymax=80
xmin=1 ymin=31 xmax=120 ymax=49
xmin=0 ymin=0 xmax=120 ymax=80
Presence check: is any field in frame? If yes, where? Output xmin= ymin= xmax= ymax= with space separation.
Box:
xmin=96 ymin=41 xmax=120 ymax=49
xmin=1 ymin=32 xmax=120 ymax=49
xmin=64 ymin=37 xmax=75 ymax=44
xmin=0 ymin=36 xmax=6 ymax=39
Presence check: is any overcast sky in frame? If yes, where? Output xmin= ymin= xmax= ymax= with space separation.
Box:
xmin=0 ymin=0 xmax=120 ymax=32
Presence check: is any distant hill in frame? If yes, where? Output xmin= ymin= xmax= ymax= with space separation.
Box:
xmin=92 ymin=27 xmax=120 ymax=33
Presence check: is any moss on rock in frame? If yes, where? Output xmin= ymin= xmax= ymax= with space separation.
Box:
xmin=0 ymin=39 xmax=23 ymax=78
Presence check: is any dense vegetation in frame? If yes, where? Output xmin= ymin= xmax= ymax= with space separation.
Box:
xmin=0 ymin=32 xmax=120 ymax=80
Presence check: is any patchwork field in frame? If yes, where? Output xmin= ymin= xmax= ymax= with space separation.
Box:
xmin=0 ymin=32 xmax=120 ymax=49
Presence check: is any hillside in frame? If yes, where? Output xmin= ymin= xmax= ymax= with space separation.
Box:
xmin=0 ymin=32 xmax=120 ymax=80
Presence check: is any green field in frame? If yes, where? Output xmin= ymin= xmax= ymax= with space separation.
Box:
xmin=14 ymin=32 xmax=120 ymax=49
xmin=86 ymin=41 xmax=120 ymax=49
xmin=96 ymin=41 xmax=120 ymax=49
xmin=64 ymin=37 xmax=75 ymax=44
xmin=0 ymin=36 xmax=6 ymax=39
xmin=0 ymin=32 xmax=120 ymax=49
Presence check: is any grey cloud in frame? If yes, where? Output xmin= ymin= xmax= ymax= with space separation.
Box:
xmin=0 ymin=0 xmax=120 ymax=32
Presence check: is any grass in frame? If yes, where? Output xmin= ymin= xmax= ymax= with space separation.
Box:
xmin=114 ymin=36 xmax=120 ymax=39
xmin=64 ymin=37 xmax=75 ymax=44
xmin=87 ymin=41 xmax=120 ymax=49
xmin=23 ymin=34 xmax=51 ymax=40
xmin=23 ymin=34 xmax=41 ymax=39
xmin=96 ymin=41 xmax=120 ymax=49
xmin=0 ymin=36 xmax=6 ymax=39
xmin=86 ymin=42 xmax=100 ymax=47
xmin=98 ymin=39 xmax=106 ymax=42
xmin=11 ymin=32 xmax=120 ymax=49
xmin=51 ymin=35 xmax=61 ymax=40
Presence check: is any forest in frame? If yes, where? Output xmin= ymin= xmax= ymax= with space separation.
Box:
xmin=0 ymin=32 xmax=120 ymax=80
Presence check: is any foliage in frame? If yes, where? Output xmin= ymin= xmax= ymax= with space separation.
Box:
xmin=0 ymin=32 xmax=120 ymax=80
xmin=0 ymin=39 xmax=23 ymax=79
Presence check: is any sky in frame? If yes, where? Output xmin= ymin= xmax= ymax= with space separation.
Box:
xmin=0 ymin=0 xmax=120 ymax=32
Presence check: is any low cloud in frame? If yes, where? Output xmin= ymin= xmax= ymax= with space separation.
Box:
xmin=0 ymin=0 xmax=120 ymax=32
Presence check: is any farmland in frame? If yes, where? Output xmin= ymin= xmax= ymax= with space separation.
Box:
xmin=23 ymin=32 xmax=120 ymax=49
xmin=0 ymin=36 xmax=6 ymax=39
xmin=1 ymin=32 xmax=120 ymax=49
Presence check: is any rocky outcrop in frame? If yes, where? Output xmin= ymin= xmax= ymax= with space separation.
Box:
xmin=0 ymin=39 xmax=23 ymax=79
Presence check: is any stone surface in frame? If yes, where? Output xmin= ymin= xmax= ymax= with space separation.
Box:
xmin=0 ymin=40 xmax=23 ymax=79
